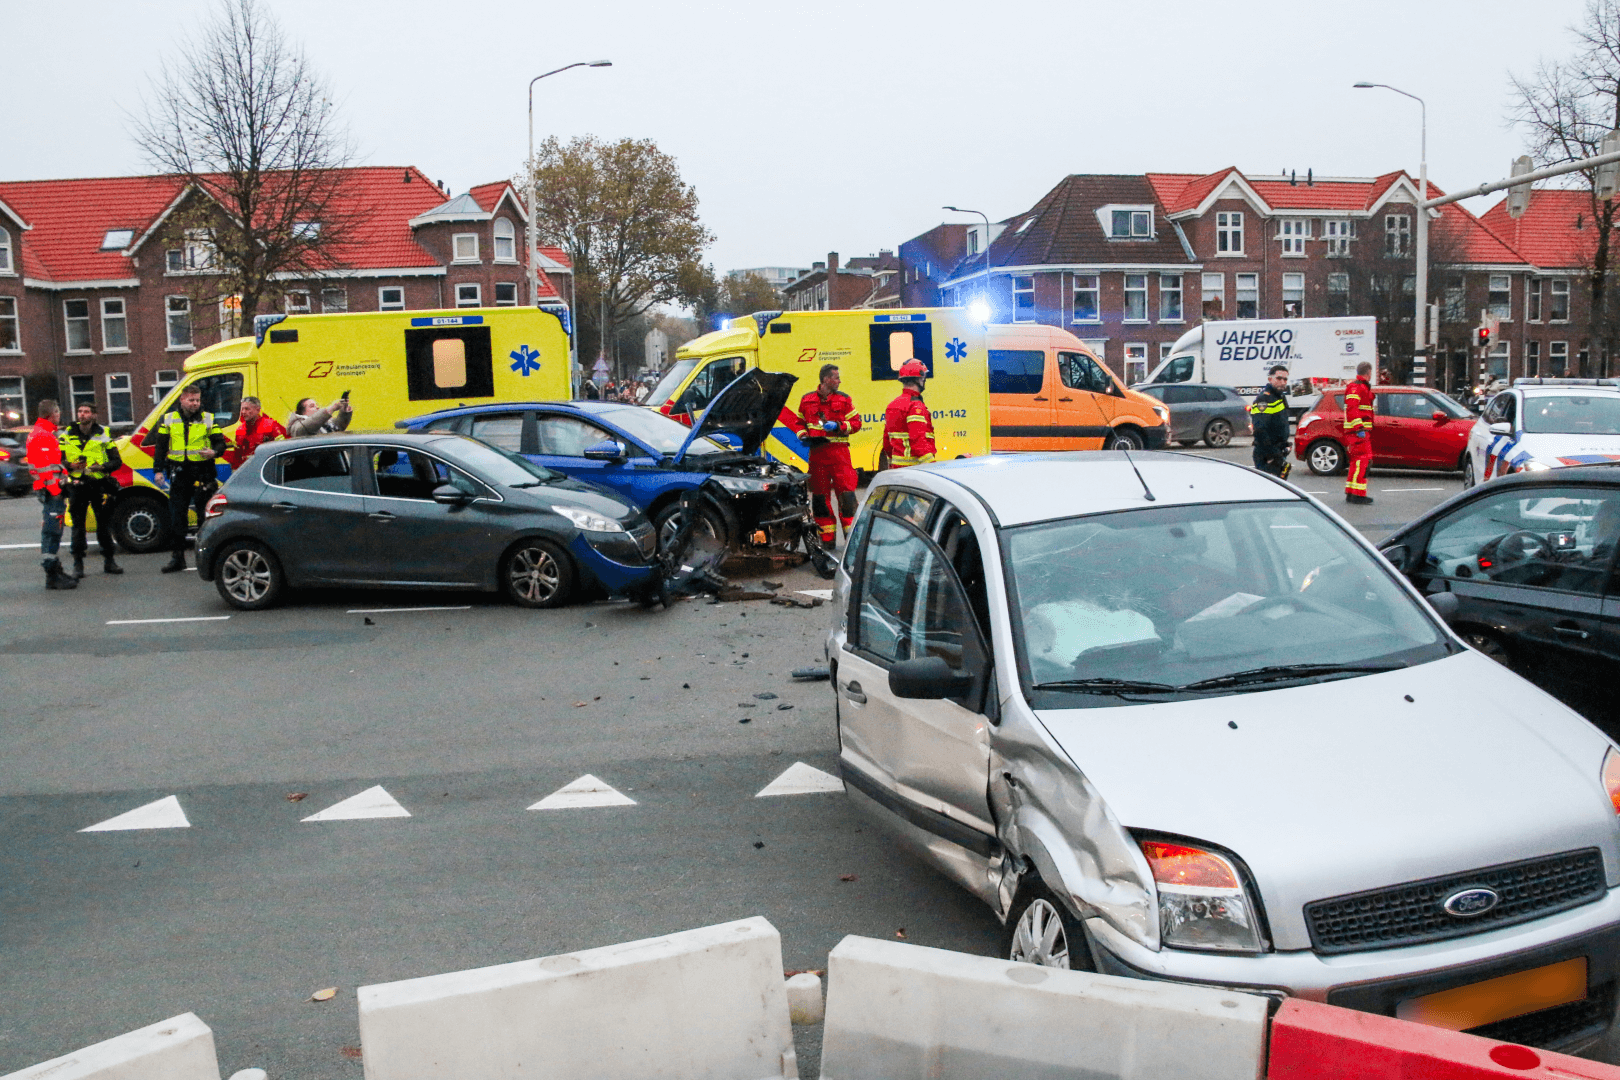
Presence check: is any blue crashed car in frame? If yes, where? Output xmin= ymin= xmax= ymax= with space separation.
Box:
xmin=399 ymin=369 xmax=817 ymax=557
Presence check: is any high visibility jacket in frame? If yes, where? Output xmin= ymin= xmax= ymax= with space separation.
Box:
xmin=26 ymin=417 xmax=67 ymax=495
xmin=1248 ymin=385 xmax=1290 ymax=456
xmin=60 ymin=422 xmax=121 ymax=478
xmin=883 ymin=387 xmax=936 ymax=466
xmin=1343 ymin=378 xmax=1375 ymax=435
xmin=152 ymin=408 xmax=225 ymax=470
xmin=798 ymin=389 xmax=861 ymax=446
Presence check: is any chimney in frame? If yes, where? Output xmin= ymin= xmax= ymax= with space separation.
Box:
xmin=812 ymin=261 xmax=825 ymax=271
xmin=827 ymin=252 xmax=840 ymax=274
xmin=403 ymin=169 xmax=413 ymax=183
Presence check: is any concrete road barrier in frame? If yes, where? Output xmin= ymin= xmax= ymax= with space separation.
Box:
xmin=818 ymin=936 xmax=1268 ymax=1080
xmin=357 ymin=915 xmax=798 ymax=1080
xmin=0 ymin=1013 xmax=220 ymax=1080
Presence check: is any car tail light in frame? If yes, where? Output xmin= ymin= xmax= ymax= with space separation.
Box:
xmin=1140 ymin=839 xmax=1263 ymax=952
xmin=0 ymin=448 xmax=9 ymax=460
xmin=204 ymin=492 xmax=228 ymax=519
xmin=1602 ymin=748 xmax=1620 ymax=814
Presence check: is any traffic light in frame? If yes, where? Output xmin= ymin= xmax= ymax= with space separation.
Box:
xmin=1507 ymin=156 xmax=1533 ymax=219
xmin=1476 ymin=325 xmax=1493 ymax=348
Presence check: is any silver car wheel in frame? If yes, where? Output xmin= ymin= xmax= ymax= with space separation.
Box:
xmin=1463 ymin=457 xmax=1476 ymax=489
xmin=509 ymin=544 xmax=561 ymax=605
xmin=221 ymin=548 xmax=273 ymax=604
xmin=1204 ymin=418 xmax=1233 ymax=447
xmin=1009 ymin=897 xmax=1071 ymax=968
xmin=1308 ymin=441 xmax=1343 ymax=475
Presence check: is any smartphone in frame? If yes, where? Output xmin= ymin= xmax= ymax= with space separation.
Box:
xmin=340 ymin=389 xmax=350 ymax=401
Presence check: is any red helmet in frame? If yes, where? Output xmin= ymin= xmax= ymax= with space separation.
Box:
xmin=898 ymin=359 xmax=928 ymax=379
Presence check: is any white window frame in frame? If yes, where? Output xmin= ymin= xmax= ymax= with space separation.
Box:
xmin=166 ymin=295 xmax=193 ymax=350
xmin=1278 ymin=219 xmax=1310 ymax=256
xmin=1328 ymin=273 xmax=1350 ymax=317
xmin=0 ymin=295 xmax=20 ymax=352
xmin=321 ymin=287 xmax=347 ymax=313
xmin=1324 ymin=219 xmax=1355 ymax=257
xmin=182 ymin=229 xmax=216 ymax=271
xmin=1123 ymin=274 xmax=1149 ymax=323
xmin=106 ymin=373 xmax=134 ymax=426
xmin=1487 ymin=341 xmax=1511 ymax=378
xmin=1282 ymin=272 xmax=1305 ymax=318
xmin=378 ymin=286 xmax=406 ymax=311
xmin=0 ymin=226 xmax=12 ymax=274
xmin=1385 ymin=215 xmax=1412 ymax=257
xmin=1159 ymin=273 xmax=1183 ymax=322
xmin=1550 ymin=278 xmax=1571 ymax=322
xmin=1528 ymin=279 xmax=1543 ymax=322
xmin=455 ymin=282 xmax=482 ymax=308
xmin=1235 ymin=273 xmax=1259 ymax=319
xmin=1202 ymin=272 xmax=1225 ymax=316
xmin=152 ymin=368 xmax=180 ymax=404
xmin=69 ymin=373 xmax=96 ymax=414
xmin=1488 ymin=274 xmax=1513 ymax=321
xmin=63 ymin=298 xmax=92 ymax=353
xmin=494 ymin=282 xmax=518 ymax=306
xmin=1216 ymin=211 xmax=1244 ymax=255
xmin=493 ymin=218 xmax=517 ymax=263
xmin=1159 ymin=342 xmax=1174 ymax=361
xmin=1123 ymin=343 xmax=1149 ymax=386
xmin=0 ymin=374 xmax=25 ymax=424
xmin=1550 ymin=341 xmax=1570 ymax=372
xmin=101 ymin=296 xmax=129 ymax=352
xmin=1526 ymin=340 xmax=1541 ymax=376
xmin=1012 ymin=275 xmax=1035 ymax=322
xmin=452 ymin=233 xmax=480 ymax=263
xmin=1071 ymin=274 xmax=1100 ymax=323
xmin=284 ymin=290 xmax=311 ymax=314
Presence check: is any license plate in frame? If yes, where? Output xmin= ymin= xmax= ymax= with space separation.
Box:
xmin=1396 ymin=957 xmax=1587 ymax=1031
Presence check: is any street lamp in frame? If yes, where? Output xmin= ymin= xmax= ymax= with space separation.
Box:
xmin=527 ymin=61 xmax=611 ymax=317
xmin=1354 ymin=82 xmax=1427 ymax=382
xmin=944 ymin=205 xmax=993 ymax=321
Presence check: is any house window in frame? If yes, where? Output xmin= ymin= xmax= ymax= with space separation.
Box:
xmin=1279 ymin=219 xmax=1309 ymax=255
xmin=0 ymin=375 xmax=24 ymax=424
xmin=1123 ymin=274 xmax=1148 ymax=322
xmin=1235 ymin=273 xmax=1258 ymax=319
xmin=0 ymin=296 xmax=20 ymax=351
xmin=1111 ymin=209 xmax=1152 ymax=237
xmin=1328 ymin=273 xmax=1350 ymax=317
xmin=1488 ymin=341 xmax=1510 ymax=379
xmin=1551 ymin=341 xmax=1570 ymax=375
xmin=1202 ymin=273 xmax=1225 ymax=317
xmin=1551 ymin=278 xmax=1570 ymax=321
xmin=494 ymin=282 xmax=517 ymax=306
xmin=1526 ymin=341 xmax=1540 ymax=377
xmin=166 ymin=296 xmax=192 ymax=348
xmin=101 ymin=297 xmax=128 ymax=350
xmin=153 ymin=368 xmax=180 ymax=404
xmin=1444 ymin=284 xmax=1465 ymax=322
xmin=455 ymin=282 xmax=481 ymax=307
xmin=106 ymin=373 xmax=133 ymax=425
xmin=379 ymin=286 xmax=405 ymax=311
xmin=218 ymin=295 xmax=241 ymax=340
xmin=1216 ymin=211 xmax=1244 ymax=254
xmin=183 ymin=229 xmax=215 ymax=270
xmin=1324 ymin=219 xmax=1355 ymax=257
xmin=1386 ymin=215 xmax=1412 ymax=257
xmin=1160 ymin=342 xmax=1174 ymax=361
xmin=70 ymin=374 xmax=96 ymax=413
xmin=1072 ymin=274 xmax=1099 ymax=322
xmin=1528 ymin=280 xmax=1542 ymax=322
xmin=1013 ymin=275 xmax=1035 ymax=322
xmin=64 ymin=299 xmax=92 ymax=352
xmin=1283 ymin=273 xmax=1305 ymax=318
xmin=1124 ymin=343 xmax=1149 ymax=386
xmin=494 ymin=218 xmax=516 ymax=262
xmin=0 ymin=226 xmax=12 ymax=272
xmin=967 ymin=230 xmax=980 ymax=256
xmin=453 ymin=234 xmax=480 ymax=263
xmin=321 ymin=287 xmax=347 ymax=313
xmin=285 ymin=290 xmax=311 ymax=314
xmin=1488 ymin=274 xmax=1512 ymax=320
xmin=1159 ymin=273 xmax=1183 ymax=321
xmin=166 ymin=249 xmax=184 ymax=273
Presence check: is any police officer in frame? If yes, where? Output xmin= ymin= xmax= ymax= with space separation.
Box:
xmin=150 ymin=383 xmax=226 ymax=573
xmin=1249 ymin=365 xmax=1291 ymax=478
xmin=26 ymin=398 xmax=77 ymax=590
xmin=798 ymin=363 xmax=863 ymax=546
xmin=60 ymin=401 xmax=124 ymax=577
xmin=882 ymin=359 xmax=937 ymax=469
xmin=1343 ymin=361 xmax=1375 ymax=505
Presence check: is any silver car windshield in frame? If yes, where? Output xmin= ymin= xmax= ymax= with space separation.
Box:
xmin=1007 ymin=501 xmax=1450 ymax=707
xmin=1522 ymin=394 xmax=1620 ymax=435
xmin=599 ymin=406 xmax=726 ymax=456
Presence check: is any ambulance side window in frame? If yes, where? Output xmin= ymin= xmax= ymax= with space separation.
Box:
xmin=1059 ymin=352 xmax=1113 ymax=395
xmin=193 ymin=372 xmax=244 ymax=425
xmin=868 ymin=323 xmax=934 ymax=382
xmin=404 ymin=327 xmax=495 ymax=400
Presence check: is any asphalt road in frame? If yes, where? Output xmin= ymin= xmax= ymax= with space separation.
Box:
xmin=0 ymin=447 xmax=1511 ymax=1078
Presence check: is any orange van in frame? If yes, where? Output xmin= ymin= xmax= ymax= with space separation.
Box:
xmin=988 ymin=324 xmax=1169 ymax=451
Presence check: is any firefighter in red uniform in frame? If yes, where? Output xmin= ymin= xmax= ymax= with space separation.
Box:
xmin=25 ymin=398 xmax=78 ymax=590
xmin=797 ymin=363 xmax=862 ymax=546
xmin=1343 ymin=360 xmax=1375 ymax=505
xmin=882 ymin=359 xmax=937 ymax=469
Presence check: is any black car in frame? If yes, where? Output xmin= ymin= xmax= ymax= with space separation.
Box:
xmin=1378 ymin=465 xmax=1620 ymax=724
xmin=0 ymin=435 xmax=28 ymax=496
xmin=196 ymin=433 xmax=661 ymax=610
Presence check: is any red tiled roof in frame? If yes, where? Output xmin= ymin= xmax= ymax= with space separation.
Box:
xmin=468 ymin=181 xmax=519 ymax=215
xmin=537 ymin=245 xmax=573 ymax=270
xmin=1479 ymin=189 xmax=1597 ymax=269
xmin=1148 ymin=168 xmax=1420 ymax=215
xmin=1146 ymin=169 xmax=1236 ymax=214
xmin=1429 ymin=194 xmax=1528 ymax=264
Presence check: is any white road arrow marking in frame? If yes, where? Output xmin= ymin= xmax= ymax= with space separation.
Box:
xmin=80 ymin=795 xmax=190 ymax=832
xmin=756 ymin=762 xmax=844 ymax=797
xmin=528 ymin=774 xmax=636 ymax=810
xmin=302 ymin=785 xmax=411 ymax=822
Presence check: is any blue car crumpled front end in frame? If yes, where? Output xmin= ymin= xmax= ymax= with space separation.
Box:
xmin=568 ymin=521 xmax=660 ymax=594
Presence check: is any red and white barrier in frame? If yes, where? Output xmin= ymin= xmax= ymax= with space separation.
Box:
xmin=0 ymin=1013 xmax=220 ymax=1080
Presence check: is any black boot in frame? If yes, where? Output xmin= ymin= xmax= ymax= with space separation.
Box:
xmin=72 ymin=556 xmax=85 ymax=579
xmin=103 ymin=553 xmax=124 ymax=575
xmin=45 ymin=559 xmax=78 ymax=590
xmin=161 ymin=551 xmax=186 ymax=573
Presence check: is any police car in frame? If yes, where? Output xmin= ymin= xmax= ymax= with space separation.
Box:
xmin=1463 ymin=378 xmax=1620 ymax=488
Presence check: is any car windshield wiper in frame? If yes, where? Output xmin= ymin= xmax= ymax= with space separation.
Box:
xmin=1033 ymin=678 xmax=1182 ymax=695
xmin=509 ymin=480 xmax=549 ymax=488
xmin=1178 ymin=661 xmax=1404 ymax=692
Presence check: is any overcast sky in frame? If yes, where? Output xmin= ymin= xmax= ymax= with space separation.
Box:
xmin=7 ymin=0 xmax=1594 ymax=277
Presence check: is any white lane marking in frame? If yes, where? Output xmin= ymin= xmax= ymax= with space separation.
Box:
xmin=797 ymin=589 xmax=834 ymax=601
xmin=528 ymin=774 xmax=636 ymax=810
xmin=106 ymin=615 xmax=231 ymax=625
xmin=1380 ymin=487 xmax=1447 ymax=492
xmin=81 ymin=795 xmax=190 ymax=832
xmin=756 ymin=762 xmax=844 ymax=798
xmin=345 ymin=606 xmax=473 ymax=614
xmin=0 ymin=542 xmax=41 ymax=549
xmin=302 ymin=785 xmax=411 ymax=822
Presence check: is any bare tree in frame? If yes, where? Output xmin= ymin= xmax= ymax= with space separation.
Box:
xmin=1509 ymin=0 xmax=1620 ymax=373
xmin=133 ymin=0 xmax=360 ymax=328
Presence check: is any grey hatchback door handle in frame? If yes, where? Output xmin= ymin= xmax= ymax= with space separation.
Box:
xmin=1554 ymin=625 xmax=1590 ymax=639
xmin=270 ymin=502 xmax=297 ymax=512
xmin=842 ymin=680 xmax=866 ymax=704
xmin=369 ymin=511 xmax=396 ymax=522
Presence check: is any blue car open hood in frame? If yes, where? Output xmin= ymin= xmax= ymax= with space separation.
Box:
xmin=673 ymin=369 xmax=798 ymax=463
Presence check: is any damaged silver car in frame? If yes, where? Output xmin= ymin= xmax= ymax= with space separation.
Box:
xmin=827 ymin=452 xmax=1620 ymax=1051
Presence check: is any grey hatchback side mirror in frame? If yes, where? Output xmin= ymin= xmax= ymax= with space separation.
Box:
xmin=889 ymin=655 xmax=975 ymax=699
xmin=584 ymin=438 xmax=626 ymax=462
xmin=431 ymin=483 xmax=469 ymax=505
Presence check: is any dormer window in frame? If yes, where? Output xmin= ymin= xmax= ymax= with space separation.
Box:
xmin=292 ymin=221 xmax=321 ymax=240
xmin=100 ymin=229 xmax=134 ymax=251
xmin=1100 ymin=206 xmax=1154 ymax=238
xmin=453 ymin=234 xmax=480 ymax=263
xmin=493 ymin=218 xmax=516 ymax=262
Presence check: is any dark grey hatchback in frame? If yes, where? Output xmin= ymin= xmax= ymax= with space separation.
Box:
xmin=196 ymin=433 xmax=660 ymax=610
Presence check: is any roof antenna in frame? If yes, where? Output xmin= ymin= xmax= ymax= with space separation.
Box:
xmin=1121 ymin=448 xmax=1156 ymax=502
xmin=1307 ymin=168 xmax=1314 ymax=186
xmin=1290 ymin=170 xmax=1297 ymax=186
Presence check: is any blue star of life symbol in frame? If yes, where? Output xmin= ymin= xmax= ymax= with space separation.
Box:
xmin=945 ymin=337 xmax=967 ymax=362
xmin=509 ymin=344 xmax=542 ymax=376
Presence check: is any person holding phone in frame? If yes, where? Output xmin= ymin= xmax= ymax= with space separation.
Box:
xmin=288 ymin=392 xmax=354 ymax=437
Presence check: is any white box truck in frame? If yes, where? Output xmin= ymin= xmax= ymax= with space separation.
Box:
xmin=1139 ymin=316 xmax=1377 ymax=410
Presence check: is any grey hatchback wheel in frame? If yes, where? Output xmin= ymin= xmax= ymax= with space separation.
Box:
xmin=214 ymin=541 xmax=284 ymax=610
xmin=1204 ymin=418 xmax=1234 ymax=447
xmin=502 ymin=539 xmax=573 ymax=608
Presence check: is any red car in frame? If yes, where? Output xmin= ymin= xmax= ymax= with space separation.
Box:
xmin=1295 ymin=385 xmax=1475 ymax=475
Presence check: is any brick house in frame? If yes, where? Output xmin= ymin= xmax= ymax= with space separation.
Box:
xmin=782 ymin=251 xmax=899 ymax=311
xmin=1479 ymin=189 xmax=1605 ymax=380
xmin=0 ymin=168 xmax=570 ymax=428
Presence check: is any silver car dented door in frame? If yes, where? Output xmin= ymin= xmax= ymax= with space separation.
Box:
xmin=836 ymin=507 xmax=997 ymax=852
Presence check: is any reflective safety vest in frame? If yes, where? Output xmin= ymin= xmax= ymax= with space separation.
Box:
xmin=60 ymin=423 xmax=116 ymax=476
xmin=1343 ymin=378 xmax=1375 ymax=435
xmin=160 ymin=409 xmax=222 ymax=462
xmin=27 ymin=417 xmax=67 ymax=495
xmin=798 ymin=389 xmax=861 ymax=446
xmin=883 ymin=387 xmax=936 ymax=467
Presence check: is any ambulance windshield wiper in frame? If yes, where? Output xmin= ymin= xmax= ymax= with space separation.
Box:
xmin=1178 ymin=661 xmax=1404 ymax=691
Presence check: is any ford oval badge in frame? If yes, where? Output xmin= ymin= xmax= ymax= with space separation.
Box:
xmin=1443 ymin=887 xmax=1500 ymax=918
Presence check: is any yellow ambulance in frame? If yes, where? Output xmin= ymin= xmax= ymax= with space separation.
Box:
xmin=106 ymin=306 xmax=571 ymax=551
xmin=648 ymin=309 xmax=992 ymax=472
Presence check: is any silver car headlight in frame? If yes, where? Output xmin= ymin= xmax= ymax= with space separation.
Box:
xmin=711 ymin=475 xmax=774 ymax=494
xmin=1141 ymin=839 xmax=1264 ymax=952
xmin=551 ymin=504 xmax=626 ymax=533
